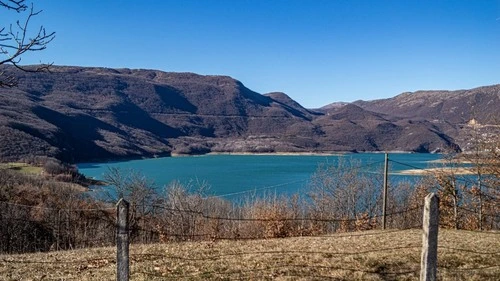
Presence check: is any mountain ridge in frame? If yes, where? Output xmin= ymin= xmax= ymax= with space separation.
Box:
xmin=0 ymin=65 xmax=498 ymax=162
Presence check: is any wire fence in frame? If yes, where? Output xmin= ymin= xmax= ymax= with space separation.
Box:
xmin=0 ymin=200 xmax=425 ymax=248
xmin=0 ymin=198 xmax=422 ymax=253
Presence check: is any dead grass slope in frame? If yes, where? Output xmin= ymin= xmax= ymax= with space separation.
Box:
xmin=0 ymin=229 xmax=498 ymax=281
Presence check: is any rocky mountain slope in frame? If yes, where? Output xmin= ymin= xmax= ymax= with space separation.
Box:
xmin=0 ymin=65 xmax=498 ymax=162
xmin=352 ymin=85 xmax=500 ymax=124
xmin=351 ymin=85 xmax=500 ymax=152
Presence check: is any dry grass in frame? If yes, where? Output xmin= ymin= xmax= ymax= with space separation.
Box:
xmin=0 ymin=229 xmax=498 ymax=280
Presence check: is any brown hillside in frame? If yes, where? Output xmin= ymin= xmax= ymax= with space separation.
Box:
xmin=1 ymin=65 xmax=494 ymax=162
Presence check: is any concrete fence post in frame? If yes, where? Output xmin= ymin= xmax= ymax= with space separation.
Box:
xmin=116 ymin=199 xmax=129 ymax=281
xmin=420 ymin=193 xmax=439 ymax=281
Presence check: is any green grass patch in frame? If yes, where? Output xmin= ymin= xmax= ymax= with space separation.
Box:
xmin=0 ymin=162 xmax=42 ymax=175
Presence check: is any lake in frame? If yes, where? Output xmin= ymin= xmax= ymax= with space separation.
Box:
xmin=77 ymin=153 xmax=442 ymax=199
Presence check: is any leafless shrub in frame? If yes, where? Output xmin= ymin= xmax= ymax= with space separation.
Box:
xmin=307 ymin=158 xmax=382 ymax=232
xmin=241 ymin=194 xmax=304 ymax=239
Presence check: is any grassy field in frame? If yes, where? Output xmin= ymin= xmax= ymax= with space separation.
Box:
xmin=0 ymin=229 xmax=498 ymax=280
xmin=0 ymin=163 xmax=42 ymax=175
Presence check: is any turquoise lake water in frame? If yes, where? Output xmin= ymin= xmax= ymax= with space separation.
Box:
xmin=78 ymin=153 xmax=442 ymax=199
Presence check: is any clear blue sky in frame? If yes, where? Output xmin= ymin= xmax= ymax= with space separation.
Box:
xmin=7 ymin=0 xmax=500 ymax=108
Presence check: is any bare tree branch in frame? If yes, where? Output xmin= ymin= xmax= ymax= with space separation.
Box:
xmin=0 ymin=0 xmax=55 ymax=87
xmin=0 ymin=0 xmax=27 ymax=12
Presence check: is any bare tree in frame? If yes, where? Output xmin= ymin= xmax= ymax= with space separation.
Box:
xmin=308 ymin=158 xmax=382 ymax=232
xmin=0 ymin=0 xmax=55 ymax=87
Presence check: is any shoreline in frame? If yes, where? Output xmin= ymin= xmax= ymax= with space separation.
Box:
xmin=202 ymin=151 xmax=419 ymax=157
xmin=204 ymin=151 xmax=347 ymax=156
xmin=86 ymin=150 xmax=426 ymax=163
xmin=428 ymin=159 xmax=473 ymax=164
xmin=396 ymin=167 xmax=475 ymax=176
xmin=77 ymin=150 xmax=434 ymax=165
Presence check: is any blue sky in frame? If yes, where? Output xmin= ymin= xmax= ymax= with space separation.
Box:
xmin=6 ymin=0 xmax=500 ymax=108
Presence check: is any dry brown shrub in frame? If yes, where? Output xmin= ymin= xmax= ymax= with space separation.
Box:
xmin=245 ymin=199 xmax=288 ymax=238
xmin=337 ymin=216 xmax=352 ymax=233
xmin=355 ymin=212 xmax=377 ymax=231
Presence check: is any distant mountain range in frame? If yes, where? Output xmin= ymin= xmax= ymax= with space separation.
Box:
xmin=0 ymin=65 xmax=498 ymax=162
